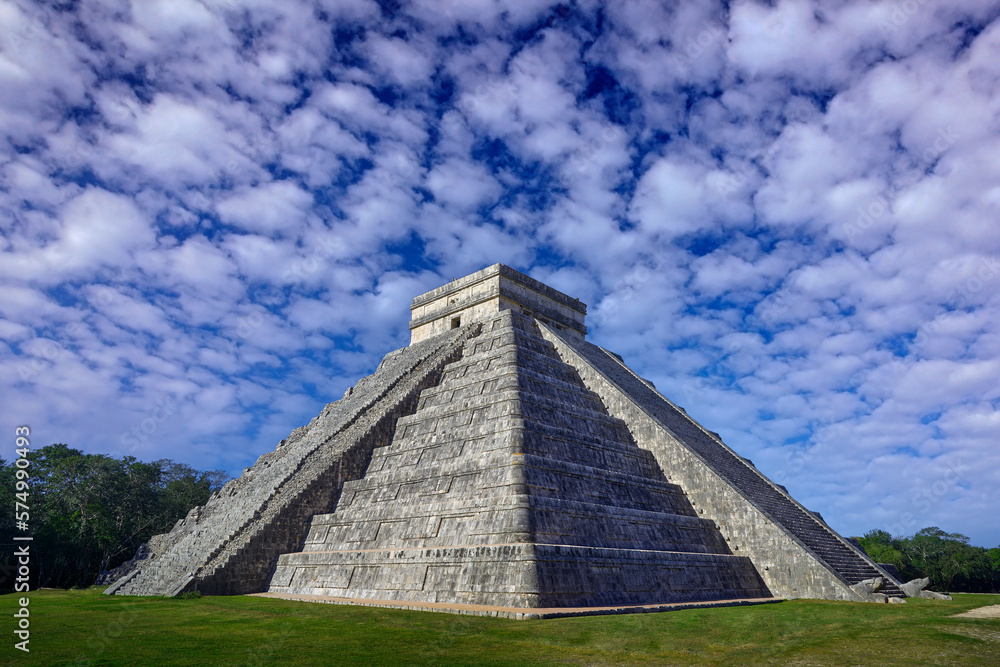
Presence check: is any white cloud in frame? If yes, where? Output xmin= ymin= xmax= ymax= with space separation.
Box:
xmin=217 ymin=180 xmax=314 ymax=233
xmin=130 ymin=0 xmax=218 ymax=37
xmin=1 ymin=0 xmax=998 ymax=547
xmin=629 ymin=159 xmax=713 ymax=236
xmin=365 ymin=34 xmax=435 ymax=88
xmin=0 ymin=188 xmax=155 ymax=284
xmin=103 ymin=94 xmax=259 ymax=188
xmin=426 ymin=158 xmax=501 ymax=210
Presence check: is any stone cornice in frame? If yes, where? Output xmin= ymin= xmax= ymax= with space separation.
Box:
xmin=410 ymin=263 xmax=587 ymax=315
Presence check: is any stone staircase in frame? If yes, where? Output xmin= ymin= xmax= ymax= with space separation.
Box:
xmin=545 ymin=332 xmax=903 ymax=599
xmin=107 ymin=325 xmax=479 ymax=596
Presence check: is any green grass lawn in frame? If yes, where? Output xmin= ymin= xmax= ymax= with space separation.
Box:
xmin=3 ymin=589 xmax=998 ymax=666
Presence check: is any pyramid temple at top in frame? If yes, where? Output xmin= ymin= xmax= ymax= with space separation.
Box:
xmin=105 ymin=264 xmax=908 ymax=615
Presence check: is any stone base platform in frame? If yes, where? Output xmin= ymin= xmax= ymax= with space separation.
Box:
xmin=248 ymin=591 xmax=782 ymax=620
xmin=267 ymin=542 xmax=769 ymax=608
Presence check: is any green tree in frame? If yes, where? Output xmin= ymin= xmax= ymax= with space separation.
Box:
xmin=855 ymin=527 xmax=1000 ymax=593
xmin=856 ymin=529 xmax=909 ymax=577
xmin=0 ymin=445 xmax=227 ymax=590
xmin=154 ymin=460 xmax=228 ymax=527
xmin=28 ymin=445 xmax=161 ymax=586
xmin=988 ymin=548 xmax=1000 ymax=593
xmin=901 ymin=527 xmax=975 ymax=592
xmin=960 ymin=547 xmax=999 ymax=593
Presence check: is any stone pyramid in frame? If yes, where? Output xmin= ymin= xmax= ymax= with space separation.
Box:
xmin=106 ymin=264 xmax=905 ymax=614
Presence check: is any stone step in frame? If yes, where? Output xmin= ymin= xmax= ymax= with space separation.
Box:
xmin=539 ymin=327 xmax=902 ymax=602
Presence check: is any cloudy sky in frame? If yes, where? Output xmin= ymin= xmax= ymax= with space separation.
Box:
xmin=2 ymin=0 xmax=998 ymax=546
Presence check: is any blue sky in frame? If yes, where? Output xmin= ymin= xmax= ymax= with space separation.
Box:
xmin=1 ymin=0 xmax=998 ymax=547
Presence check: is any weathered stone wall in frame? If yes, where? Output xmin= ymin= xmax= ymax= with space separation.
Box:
xmin=195 ymin=368 xmax=455 ymax=595
xmin=537 ymin=322 xmax=903 ymax=601
xmin=409 ymin=264 xmax=586 ymax=343
xmin=269 ymin=310 xmax=767 ymax=607
xmin=106 ymin=325 xmax=478 ymax=596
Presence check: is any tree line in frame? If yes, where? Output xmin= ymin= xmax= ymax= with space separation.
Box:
xmin=856 ymin=527 xmax=1000 ymax=593
xmin=1 ymin=444 xmax=227 ymax=590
